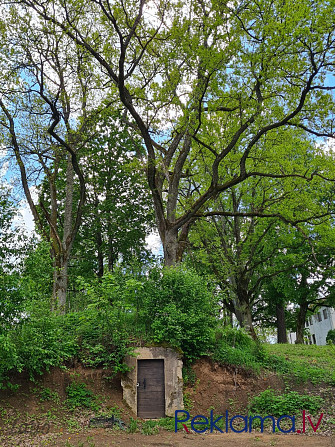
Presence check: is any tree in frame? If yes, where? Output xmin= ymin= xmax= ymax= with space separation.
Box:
xmin=186 ymin=138 xmax=335 ymax=339
xmin=67 ymin=113 xmax=154 ymax=281
xmin=0 ymin=184 xmax=29 ymax=329
xmin=9 ymin=0 xmax=335 ymax=266
xmin=270 ymin=251 xmax=335 ymax=344
xmin=0 ymin=11 xmax=108 ymax=310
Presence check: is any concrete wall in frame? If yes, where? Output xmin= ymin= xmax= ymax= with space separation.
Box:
xmin=121 ymin=347 xmax=184 ymax=417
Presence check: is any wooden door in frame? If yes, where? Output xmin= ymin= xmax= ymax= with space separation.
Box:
xmin=137 ymin=359 xmax=165 ymax=418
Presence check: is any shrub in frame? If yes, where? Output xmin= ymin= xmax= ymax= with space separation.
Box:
xmin=212 ymin=327 xmax=264 ymax=373
xmin=66 ymin=382 xmax=98 ymax=410
xmin=248 ymin=389 xmax=323 ymax=417
xmin=0 ymin=312 xmax=78 ymax=388
xmin=138 ymin=266 xmax=217 ymax=361
xmin=326 ymin=329 xmax=335 ymax=345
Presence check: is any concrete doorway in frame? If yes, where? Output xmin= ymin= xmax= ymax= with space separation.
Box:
xmin=121 ymin=347 xmax=184 ymax=417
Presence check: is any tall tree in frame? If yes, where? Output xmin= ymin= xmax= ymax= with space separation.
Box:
xmin=65 ymin=113 xmax=154 ymax=280
xmin=0 ymin=11 xmax=106 ymax=310
xmin=0 ymin=184 xmax=29 ymax=328
xmin=9 ymin=0 xmax=335 ymax=265
xmin=187 ymin=138 xmax=335 ymax=339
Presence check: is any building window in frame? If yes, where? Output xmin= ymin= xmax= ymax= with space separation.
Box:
xmin=312 ymin=334 xmax=316 ymax=344
xmin=323 ymin=309 xmax=328 ymax=319
xmin=310 ymin=317 xmax=313 ymax=325
xmin=306 ymin=320 xmax=309 ymax=327
xmin=316 ymin=312 xmax=322 ymax=322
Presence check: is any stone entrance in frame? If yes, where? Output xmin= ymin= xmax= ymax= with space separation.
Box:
xmin=121 ymin=347 xmax=184 ymax=418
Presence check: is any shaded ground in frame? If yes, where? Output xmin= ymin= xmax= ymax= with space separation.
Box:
xmin=1 ymin=430 xmax=334 ymax=447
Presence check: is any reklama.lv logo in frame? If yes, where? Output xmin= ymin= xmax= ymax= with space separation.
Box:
xmin=175 ymin=410 xmax=323 ymax=434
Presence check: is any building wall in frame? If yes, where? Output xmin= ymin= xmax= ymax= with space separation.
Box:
xmin=288 ymin=307 xmax=335 ymax=345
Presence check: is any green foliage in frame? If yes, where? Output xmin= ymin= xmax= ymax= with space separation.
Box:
xmin=0 ymin=271 xmax=24 ymax=332
xmin=264 ymin=344 xmax=335 ymax=385
xmin=141 ymin=419 xmax=159 ymax=435
xmin=137 ymin=266 xmax=217 ymax=361
xmin=66 ymin=382 xmax=98 ymax=411
xmin=156 ymin=417 xmax=175 ymax=432
xmin=212 ymin=330 xmax=335 ymax=386
xmin=0 ymin=272 xmax=133 ymax=388
xmin=182 ymin=365 xmax=197 ymax=386
xmin=68 ymin=111 xmax=154 ymax=284
xmin=64 ymin=273 xmax=134 ymax=373
xmin=20 ymin=241 xmax=53 ymax=302
xmin=35 ymin=387 xmax=59 ymax=402
xmin=249 ymin=389 xmax=323 ymax=417
xmin=326 ymin=329 xmax=335 ymax=345
xmin=127 ymin=417 xmax=138 ymax=433
xmin=0 ymin=308 xmax=78 ymax=388
xmin=0 ymin=333 xmax=21 ymax=389
xmin=213 ymin=327 xmax=264 ymax=373
xmin=0 ymin=186 xmax=32 ymax=330
xmin=14 ymin=314 xmax=77 ymax=377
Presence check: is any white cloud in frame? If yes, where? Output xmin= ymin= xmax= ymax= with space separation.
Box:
xmin=145 ymin=231 xmax=162 ymax=256
xmin=14 ymin=186 xmax=39 ymax=236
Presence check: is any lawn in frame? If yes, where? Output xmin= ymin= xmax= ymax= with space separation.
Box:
xmin=263 ymin=343 xmax=335 ymax=385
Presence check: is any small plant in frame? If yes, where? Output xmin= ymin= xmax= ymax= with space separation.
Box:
xmin=35 ymin=387 xmax=59 ymax=402
xmin=128 ymin=417 xmax=138 ymax=433
xmin=141 ymin=419 xmax=159 ymax=435
xmin=182 ymin=365 xmax=196 ymax=386
xmin=248 ymin=389 xmax=323 ymax=417
xmin=105 ymin=405 xmax=122 ymax=418
xmin=157 ymin=417 xmax=175 ymax=431
xmin=326 ymin=329 xmax=335 ymax=345
xmin=65 ymin=382 xmax=98 ymax=411
xmin=183 ymin=391 xmax=193 ymax=412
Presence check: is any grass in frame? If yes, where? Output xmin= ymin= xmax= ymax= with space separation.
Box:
xmin=213 ymin=328 xmax=335 ymax=386
xmin=263 ymin=343 xmax=335 ymax=385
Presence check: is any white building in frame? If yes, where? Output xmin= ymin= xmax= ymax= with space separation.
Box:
xmin=288 ymin=307 xmax=335 ymax=345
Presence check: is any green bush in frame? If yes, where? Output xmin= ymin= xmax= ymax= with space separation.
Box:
xmin=62 ymin=309 xmax=132 ymax=374
xmin=326 ymin=329 xmax=335 ymax=345
xmin=14 ymin=314 xmax=78 ymax=377
xmin=66 ymin=382 xmax=98 ymax=410
xmin=212 ymin=327 xmax=264 ymax=373
xmin=138 ymin=266 xmax=217 ymax=361
xmin=248 ymin=389 xmax=323 ymax=417
xmin=0 ymin=312 xmax=78 ymax=388
xmin=127 ymin=417 xmax=138 ymax=433
xmin=141 ymin=420 xmax=159 ymax=435
xmin=0 ymin=295 xmax=132 ymax=388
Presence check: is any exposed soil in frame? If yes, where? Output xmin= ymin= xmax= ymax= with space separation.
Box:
xmin=184 ymin=358 xmax=285 ymax=415
xmin=0 ymin=359 xmax=334 ymax=446
xmin=1 ymin=429 xmax=334 ymax=447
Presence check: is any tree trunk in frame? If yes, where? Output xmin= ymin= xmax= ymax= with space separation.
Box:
xmin=51 ymin=154 xmax=75 ymax=312
xmin=163 ymin=228 xmax=179 ymax=266
xmin=234 ymin=297 xmax=258 ymax=340
xmin=276 ymin=303 xmax=288 ymax=343
xmin=52 ymin=256 xmax=69 ymax=313
xmin=295 ymin=301 xmax=308 ymax=344
xmin=93 ymin=193 xmax=104 ymax=278
xmin=96 ymin=229 xmax=104 ymax=278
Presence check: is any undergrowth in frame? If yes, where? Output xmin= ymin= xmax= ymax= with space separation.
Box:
xmin=248 ymin=389 xmax=323 ymax=416
xmin=212 ymin=327 xmax=335 ymax=386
